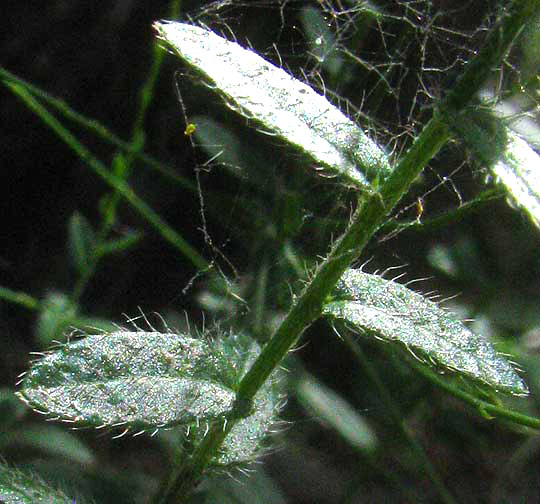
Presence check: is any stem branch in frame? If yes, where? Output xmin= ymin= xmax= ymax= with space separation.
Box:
xmin=158 ymin=1 xmax=539 ymax=501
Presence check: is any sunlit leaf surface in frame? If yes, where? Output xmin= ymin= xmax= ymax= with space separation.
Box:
xmin=19 ymin=332 xmax=258 ymax=431
xmin=18 ymin=330 xmax=282 ymax=464
xmin=323 ymin=269 xmax=528 ymax=395
xmin=492 ymin=131 xmax=540 ymax=228
xmin=154 ymin=21 xmax=391 ymax=189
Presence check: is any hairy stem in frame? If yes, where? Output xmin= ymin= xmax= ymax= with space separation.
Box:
xmin=158 ymin=1 xmax=539 ymax=501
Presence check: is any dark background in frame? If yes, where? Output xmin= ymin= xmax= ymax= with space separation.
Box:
xmin=2 ymin=1 xmax=540 ymax=502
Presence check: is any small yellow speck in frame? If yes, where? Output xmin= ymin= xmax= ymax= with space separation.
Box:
xmin=184 ymin=123 xmax=197 ymax=136
xmin=415 ymin=197 xmax=424 ymax=223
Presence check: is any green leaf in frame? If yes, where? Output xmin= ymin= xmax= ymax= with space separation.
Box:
xmin=17 ymin=331 xmax=278 ymax=436
xmin=198 ymin=469 xmax=286 ymax=504
xmin=296 ymin=374 xmax=377 ymax=452
xmin=190 ymin=116 xmax=248 ymax=173
xmin=188 ymin=334 xmax=283 ymax=466
xmin=300 ymin=6 xmax=344 ymax=78
xmin=68 ymin=212 xmax=95 ymax=273
xmin=520 ymin=12 xmax=540 ymax=87
xmin=451 ymin=107 xmax=540 ymax=227
xmin=0 ymin=425 xmax=95 ymax=466
xmin=491 ymin=131 xmax=540 ymax=228
xmin=323 ymin=269 xmax=528 ymax=395
xmin=95 ymin=230 xmax=144 ymax=257
xmin=35 ymin=292 xmax=79 ymax=347
xmin=0 ymin=462 xmax=74 ymax=504
xmin=211 ymin=381 xmax=280 ymax=466
xmin=154 ymin=21 xmax=391 ymax=189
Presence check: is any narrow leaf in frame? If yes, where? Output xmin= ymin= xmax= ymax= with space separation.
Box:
xmin=95 ymin=230 xmax=144 ymax=257
xmin=0 ymin=425 xmax=95 ymax=466
xmin=154 ymin=21 xmax=391 ymax=188
xmin=0 ymin=388 xmax=26 ymax=429
xmin=300 ymin=6 xmax=344 ymax=78
xmin=323 ymin=269 xmax=528 ymax=395
xmin=17 ymin=331 xmax=265 ymax=432
xmin=200 ymin=469 xmax=287 ymax=504
xmin=296 ymin=374 xmax=376 ymax=452
xmin=68 ymin=212 xmax=95 ymax=273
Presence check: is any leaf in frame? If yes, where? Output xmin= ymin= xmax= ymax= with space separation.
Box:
xmin=190 ymin=115 xmax=247 ymax=172
xmin=0 ymin=425 xmax=95 ymax=466
xmin=296 ymin=374 xmax=376 ymax=452
xmin=300 ymin=6 xmax=344 ymax=78
xmin=210 ymin=381 xmax=280 ymax=466
xmin=95 ymin=230 xmax=144 ymax=257
xmin=154 ymin=21 xmax=391 ymax=189
xmin=323 ymin=269 xmax=528 ymax=395
xmin=491 ymin=131 xmax=540 ymax=228
xmin=35 ymin=292 xmax=79 ymax=347
xmin=198 ymin=469 xmax=287 ymax=504
xmin=68 ymin=212 xmax=95 ymax=273
xmin=451 ymin=107 xmax=540 ymax=227
xmin=0 ymin=462 xmax=74 ymax=504
xmin=187 ymin=335 xmax=283 ymax=466
xmin=0 ymin=388 xmax=26 ymax=429
xmin=17 ymin=331 xmax=273 ymax=433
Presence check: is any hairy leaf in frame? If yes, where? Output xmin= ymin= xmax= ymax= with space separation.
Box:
xmin=188 ymin=335 xmax=283 ymax=466
xmin=154 ymin=21 xmax=391 ymax=189
xmin=323 ymin=269 xmax=528 ymax=395
xmin=185 ymin=382 xmax=281 ymax=467
xmin=0 ymin=462 xmax=74 ymax=504
xmin=452 ymin=107 xmax=540 ymax=227
xmin=17 ymin=331 xmax=270 ymax=432
xmin=491 ymin=131 xmax=540 ymax=228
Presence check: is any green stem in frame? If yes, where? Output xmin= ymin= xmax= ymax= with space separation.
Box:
xmin=407 ymin=354 xmax=540 ymax=430
xmin=379 ymin=188 xmax=504 ymax=239
xmin=0 ymin=66 xmax=193 ymax=191
xmin=441 ymin=1 xmax=537 ymax=112
xmin=101 ymin=0 xmax=178 ymax=229
xmin=158 ymin=1 xmax=539 ymax=501
xmin=159 ymin=115 xmax=450 ymax=503
xmin=0 ymin=287 xmax=40 ymax=311
xmin=4 ymin=82 xmax=208 ymax=271
xmin=71 ymin=0 xmax=184 ymax=303
xmin=342 ymin=332 xmax=457 ymax=504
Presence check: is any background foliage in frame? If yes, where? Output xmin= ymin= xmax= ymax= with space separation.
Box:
xmin=2 ymin=1 xmax=540 ymax=502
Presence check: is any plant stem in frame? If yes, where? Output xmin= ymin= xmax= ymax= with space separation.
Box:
xmin=157 ymin=113 xmax=451 ymax=504
xmin=378 ymin=188 xmax=505 ymax=239
xmin=4 ymin=82 xmax=208 ymax=271
xmin=342 ymin=331 xmax=457 ymax=504
xmin=406 ymin=353 xmax=540 ymax=430
xmin=71 ymin=0 xmax=183 ymax=304
xmin=158 ymin=1 xmax=539 ymax=501
xmin=0 ymin=66 xmax=193 ymax=191
xmin=0 ymin=287 xmax=39 ymax=311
